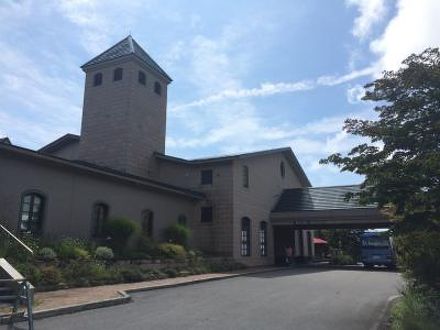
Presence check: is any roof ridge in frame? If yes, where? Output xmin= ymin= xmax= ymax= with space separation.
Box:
xmin=81 ymin=36 xmax=172 ymax=82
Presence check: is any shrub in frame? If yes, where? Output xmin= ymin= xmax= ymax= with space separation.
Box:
xmin=136 ymin=235 xmax=155 ymax=256
xmin=163 ymin=268 xmax=178 ymax=278
xmin=57 ymin=238 xmax=90 ymax=260
xmin=15 ymin=263 xmax=42 ymax=285
xmin=163 ymin=224 xmax=190 ymax=247
xmin=104 ymin=218 xmax=140 ymax=254
xmin=62 ymin=260 xmax=98 ymax=286
xmin=37 ymin=247 xmax=57 ymax=261
xmin=118 ymin=266 xmax=145 ymax=282
xmin=391 ymin=286 xmax=440 ymax=330
xmin=330 ymin=252 xmax=355 ymax=265
xmin=40 ymin=266 xmax=63 ymax=286
xmin=394 ymin=231 xmax=440 ymax=289
xmin=158 ymin=243 xmax=187 ymax=260
xmin=95 ymin=246 xmax=114 ymax=261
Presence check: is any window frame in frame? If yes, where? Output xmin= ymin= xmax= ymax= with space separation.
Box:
xmin=280 ymin=161 xmax=286 ymax=178
xmin=18 ymin=191 xmax=45 ymax=234
xmin=154 ymin=81 xmax=162 ymax=95
xmin=91 ymin=202 xmax=109 ymax=238
xmin=241 ymin=217 xmax=251 ymax=257
xmin=113 ymin=67 xmax=123 ymax=81
xmin=242 ymin=165 xmax=249 ymax=188
xmin=259 ymin=221 xmax=268 ymax=257
xmin=93 ymin=72 xmax=103 ymax=86
xmin=200 ymin=169 xmax=213 ymax=185
xmin=178 ymin=214 xmax=187 ymax=226
xmin=200 ymin=206 xmax=213 ymax=223
xmin=141 ymin=209 xmax=154 ymax=238
xmin=138 ymin=71 xmax=146 ymax=85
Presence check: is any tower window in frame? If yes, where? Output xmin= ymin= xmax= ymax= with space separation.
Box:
xmin=113 ymin=67 xmax=123 ymax=81
xmin=154 ymin=81 xmax=162 ymax=95
xmin=280 ymin=161 xmax=286 ymax=178
xmin=93 ymin=72 xmax=103 ymax=86
xmin=242 ymin=165 xmax=249 ymax=188
xmin=92 ymin=202 xmax=109 ymax=238
xmin=201 ymin=169 xmax=213 ymax=185
xmin=19 ymin=192 xmax=45 ymax=234
xmin=138 ymin=71 xmax=146 ymax=85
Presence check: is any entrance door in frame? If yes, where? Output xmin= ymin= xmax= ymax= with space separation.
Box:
xmin=273 ymin=226 xmax=295 ymax=265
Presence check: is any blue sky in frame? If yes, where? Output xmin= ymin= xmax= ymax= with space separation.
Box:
xmin=1 ymin=0 xmax=439 ymax=186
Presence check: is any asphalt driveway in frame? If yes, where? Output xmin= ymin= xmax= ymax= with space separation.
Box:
xmin=4 ymin=267 xmax=401 ymax=330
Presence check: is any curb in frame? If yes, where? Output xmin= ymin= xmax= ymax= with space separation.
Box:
xmin=371 ymin=295 xmax=401 ymax=330
xmin=4 ymin=267 xmax=282 ymax=323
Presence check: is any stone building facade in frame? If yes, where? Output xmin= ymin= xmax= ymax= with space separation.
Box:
xmin=0 ymin=36 xmax=314 ymax=266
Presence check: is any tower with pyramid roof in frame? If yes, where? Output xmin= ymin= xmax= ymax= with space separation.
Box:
xmin=78 ymin=36 xmax=171 ymax=177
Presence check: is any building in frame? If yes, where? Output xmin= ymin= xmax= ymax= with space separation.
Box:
xmin=0 ymin=36 xmax=317 ymax=266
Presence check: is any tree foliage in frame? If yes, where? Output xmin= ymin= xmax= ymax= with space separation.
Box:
xmin=321 ymin=48 xmax=440 ymax=228
xmin=321 ymin=48 xmax=440 ymax=289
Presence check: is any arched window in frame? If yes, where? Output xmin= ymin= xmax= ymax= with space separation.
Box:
xmin=19 ymin=192 xmax=45 ymax=234
xmin=242 ymin=165 xmax=249 ymax=188
xmin=280 ymin=161 xmax=285 ymax=178
xmin=259 ymin=221 xmax=268 ymax=256
xmin=178 ymin=214 xmax=187 ymax=226
xmin=154 ymin=81 xmax=162 ymax=95
xmin=113 ymin=67 xmax=123 ymax=81
xmin=142 ymin=209 xmax=154 ymax=237
xmin=138 ymin=71 xmax=146 ymax=85
xmin=92 ymin=202 xmax=109 ymax=238
xmin=93 ymin=72 xmax=103 ymax=86
xmin=241 ymin=217 xmax=251 ymax=256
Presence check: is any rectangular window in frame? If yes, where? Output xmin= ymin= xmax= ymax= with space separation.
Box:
xmin=242 ymin=165 xmax=249 ymax=188
xmin=201 ymin=169 xmax=213 ymax=185
xmin=259 ymin=222 xmax=267 ymax=256
xmin=201 ymin=206 xmax=213 ymax=223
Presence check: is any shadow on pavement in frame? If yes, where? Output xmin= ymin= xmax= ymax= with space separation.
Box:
xmin=245 ymin=263 xmax=399 ymax=279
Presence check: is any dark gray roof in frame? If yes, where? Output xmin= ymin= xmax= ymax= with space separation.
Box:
xmin=156 ymin=147 xmax=311 ymax=187
xmin=272 ymin=185 xmax=376 ymax=212
xmin=0 ymin=143 xmax=204 ymax=200
xmin=81 ymin=36 xmax=171 ymax=82
xmin=39 ymin=134 xmax=80 ymax=154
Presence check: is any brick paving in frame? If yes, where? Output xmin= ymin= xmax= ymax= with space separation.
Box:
xmin=34 ymin=267 xmax=279 ymax=312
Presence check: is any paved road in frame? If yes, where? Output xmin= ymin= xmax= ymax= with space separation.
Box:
xmin=4 ymin=267 xmax=401 ymax=330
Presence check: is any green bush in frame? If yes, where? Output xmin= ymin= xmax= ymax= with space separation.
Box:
xmin=394 ymin=231 xmax=440 ymax=289
xmin=57 ymin=238 xmax=90 ymax=260
xmin=95 ymin=246 xmax=114 ymax=261
xmin=37 ymin=247 xmax=57 ymax=261
xmin=40 ymin=266 xmax=63 ymax=286
xmin=163 ymin=224 xmax=190 ymax=246
xmin=391 ymin=286 xmax=440 ymax=330
xmin=15 ymin=263 xmax=42 ymax=285
xmin=163 ymin=268 xmax=178 ymax=278
xmin=118 ymin=266 xmax=145 ymax=282
xmin=158 ymin=243 xmax=187 ymax=260
xmin=104 ymin=218 xmax=140 ymax=254
xmin=330 ymin=252 xmax=355 ymax=265
xmin=135 ymin=235 xmax=155 ymax=256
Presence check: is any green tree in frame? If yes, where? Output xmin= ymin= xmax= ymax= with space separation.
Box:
xmin=320 ymin=48 xmax=440 ymax=289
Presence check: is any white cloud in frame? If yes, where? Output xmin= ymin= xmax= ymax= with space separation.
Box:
xmin=346 ymin=84 xmax=365 ymax=104
xmin=56 ymin=0 xmax=146 ymax=54
xmin=346 ymin=0 xmax=387 ymax=40
xmin=371 ymin=0 xmax=440 ymax=72
xmin=171 ymin=66 xmax=374 ymax=113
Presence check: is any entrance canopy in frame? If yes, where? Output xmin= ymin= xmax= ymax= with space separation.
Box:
xmin=271 ymin=185 xmax=391 ymax=229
